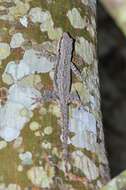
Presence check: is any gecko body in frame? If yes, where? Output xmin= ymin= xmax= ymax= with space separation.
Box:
xmin=54 ymin=33 xmax=73 ymax=167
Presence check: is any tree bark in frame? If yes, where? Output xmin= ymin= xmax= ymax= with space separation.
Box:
xmin=101 ymin=170 xmax=126 ymax=190
xmin=0 ymin=0 xmax=110 ymax=189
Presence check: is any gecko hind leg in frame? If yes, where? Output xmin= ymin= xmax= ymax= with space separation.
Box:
xmin=71 ymin=62 xmax=83 ymax=81
xmin=67 ymin=92 xmax=82 ymax=106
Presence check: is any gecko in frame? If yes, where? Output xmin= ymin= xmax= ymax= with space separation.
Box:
xmin=54 ymin=32 xmax=73 ymax=171
xmin=33 ymin=32 xmax=82 ymax=172
xmin=53 ymin=32 xmax=82 ymax=172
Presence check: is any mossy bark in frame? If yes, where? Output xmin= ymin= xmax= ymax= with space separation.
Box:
xmin=0 ymin=1 xmax=110 ymax=190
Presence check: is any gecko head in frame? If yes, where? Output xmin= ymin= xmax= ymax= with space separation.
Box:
xmin=60 ymin=32 xmax=74 ymax=54
xmin=62 ymin=32 xmax=73 ymax=44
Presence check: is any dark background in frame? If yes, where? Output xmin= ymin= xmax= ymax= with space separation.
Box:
xmin=98 ymin=3 xmax=126 ymax=177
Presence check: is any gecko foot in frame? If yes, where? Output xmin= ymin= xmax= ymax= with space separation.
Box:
xmin=68 ymin=92 xmax=82 ymax=106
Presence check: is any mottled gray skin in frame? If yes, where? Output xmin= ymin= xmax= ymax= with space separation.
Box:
xmin=54 ymin=33 xmax=73 ymax=166
xmin=54 ymin=33 xmax=73 ymax=101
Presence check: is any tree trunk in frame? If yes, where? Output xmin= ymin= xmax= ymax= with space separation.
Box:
xmin=0 ymin=0 xmax=110 ymax=189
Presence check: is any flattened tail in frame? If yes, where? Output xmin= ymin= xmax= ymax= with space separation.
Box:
xmin=60 ymin=103 xmax=70 ymax=173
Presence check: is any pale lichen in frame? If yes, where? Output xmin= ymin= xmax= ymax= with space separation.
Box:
xmin=0 ymin=183 xmax=6 ymax=190
xmin=0 ymin=140 xmax=7 ymax=150
xmin=27 ymin=166 xmax=55 ymax=188
xmin=34 ymin=131 xmax=41 ymax=137
xmin=19 ymin=15 xmax=28 ymax=27
xmin=47 ymin=27 xmax=63 ymax=40
xmin=75 ymin=37 xmax=94 ymax=64
xmin=69 ymin=106 xmax=97 ymax=151
xmin=0 ymin=1 xmax=30 ymax=22
xmin=58 ymin=160 xmax=71 ymax=173
xmin=81 ymin=0 xmax=88 ymax=6
xmin=67 ymin=8 xmax=86 ymax=29
xmin=48 ymin=103 xmax=61 ymax=118
xmin=22 ymin=74 xmax=42 ymax=89
xmin=0 ymin=102 xmax=30 ymax=142
xmin=29 ymin=7 xmax=62 ymax=40
xmin=3 ymin=49 xmax=54 ymax=81
xmin=96 ymin=142 xmax=109 ymax=165
xmin=8 ymin=1 xmax=30 ymax=21
xmin=71 ymin=82 xmax=90 ymax=104
xmin=41 ymin=141 xmax=52 ymax=149
xmin=17 ymin=165 xmax=23 ymax=172
xmin=2 ymin=73 xmax=14 ymax=85
xmin=8 ymin=84 xmax=42 ymax=110
xmin=52 ymin=147 xmax=59 ymax=157
xmin=10 ymin=33 xmax=25 ymax=49
xmin=44 ymin=126 xmax=53 ymax=135
xmin=0 ymin=43 xmax=10 ymax=61
xmin=72 ymin=150 xmax=99 ymax=180
xmin=7 ymin=184 xmax=21 ymax=190
xmin=0 ymin=83 xmax=41 ymax=141
xmin=19 ymin=107 xmax=32 ymax=118
xmin=29 ymin=121 xmax=41 ymax=131
xmin=29 ymin=7 xmax=51 ymax=24
xmin=39 ymin=106 xmax=47 ymax=115
xmin=0 ymin=183 xmax=21 ymax=190
xmin=69 ymin=106 xmax=96 ymax=134
xmin=19 ymin=151 xmax=33 ymax=165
